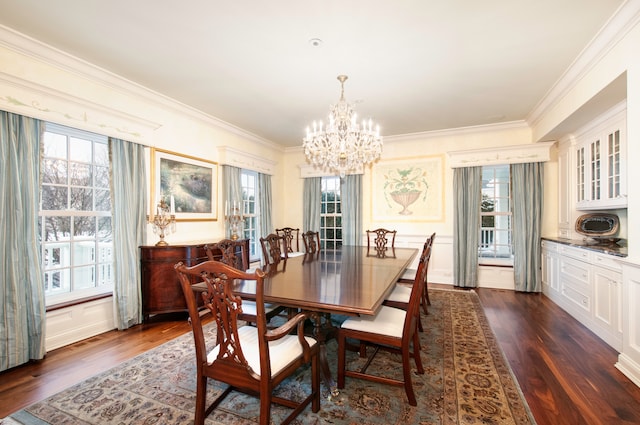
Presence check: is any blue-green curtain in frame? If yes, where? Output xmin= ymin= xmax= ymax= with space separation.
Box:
xmin=0 ymin=111 xmax=46 ymax=371
xmin=222 ymin=165 xmax=242 ymax=239
xmin=512 ymin=162 xmax=544 ymax=292
xmin=258 ymin=172 xmax=273 ymax=236
xmin=303 ymin=177 xmax=321 ymax=232
xmin=109 ymin=138 xmax=147 ymax=330
xmin=341 ymin=174 xmax=362 ymax=246
xmin=453 ymin=166 xmax=482 ymax=288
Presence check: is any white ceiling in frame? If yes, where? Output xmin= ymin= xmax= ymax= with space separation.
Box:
xmin=0 ymin=0 xmax=625 ymax=147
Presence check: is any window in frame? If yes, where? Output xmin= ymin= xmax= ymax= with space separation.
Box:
xmin=321 ymin=176 xmax=342 ymax=249
xmin=480 ymin=165 xmax=512 ymax=265
xmin=241 ymin=169 xmax=260 ymax=260
xmin=39 ymin=123 xmax=113 ymax=305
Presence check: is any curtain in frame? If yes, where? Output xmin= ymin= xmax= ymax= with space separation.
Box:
xmin=511 ymin=162 xmax=544 ymax=292
xmin=341 ymin=174 xmax=362 ymax=246
xmin=303 ymin=177 xmax=321 ymax=232
xmin=0 ymin=111 xmax=46 ymax=371
xmin=109 ymin=138 xmax=147 ymax=330
xmin=222 ymin=165 xmax=242 ymax=239
xmin=258 ymin=172 xmax=273 ymax=236
xmin=453 ymin=166 xmax=482 ymax=288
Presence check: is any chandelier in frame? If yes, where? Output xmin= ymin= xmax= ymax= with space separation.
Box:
xmin=302 ymin=75 xmax=382 ymax=177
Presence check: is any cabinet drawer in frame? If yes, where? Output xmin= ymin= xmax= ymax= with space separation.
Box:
xmin=562 ymin=281 xmax=591 ymax=312
xmin=541 ymin=240 xmax=559 ymax=253
xmin=558 ymin=244 xmax=590 ymax=261
xmin=592 ymin=252 xmax=622 ymax=272
xmin=559 ymin=256 xmax=590 ymax=284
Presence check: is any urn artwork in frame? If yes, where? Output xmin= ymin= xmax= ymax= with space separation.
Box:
xmin=383 ymin=167 xmax=429 ymax=215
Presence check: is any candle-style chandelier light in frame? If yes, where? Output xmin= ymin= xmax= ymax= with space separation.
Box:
xmin=302 ymin=75 xmax=382 ymax=177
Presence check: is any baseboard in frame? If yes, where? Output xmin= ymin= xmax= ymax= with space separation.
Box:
xmin=616 ymin=354 xmax=640 ymax=387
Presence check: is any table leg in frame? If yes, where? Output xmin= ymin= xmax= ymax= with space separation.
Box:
xmin=311 ymin=312 xmax=340 ymax=397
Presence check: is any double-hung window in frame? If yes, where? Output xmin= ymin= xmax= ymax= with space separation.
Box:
xmin=479 ymin=165 xmax=513 ymax=265
xmin=241 ymin=169 xmax=260 ymax=260
xmin=39 ymin=123 xmax=113 ymax=305
xmin=320 ymin=176 xmax=342 ymax=249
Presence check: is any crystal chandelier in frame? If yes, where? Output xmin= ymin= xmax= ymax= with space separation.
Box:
xmin=303 ymin=75 xmax=382 ymax=177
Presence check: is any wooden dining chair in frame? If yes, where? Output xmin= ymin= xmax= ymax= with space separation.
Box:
xmin=260 ymin=233 xmax=288 ymax=266
xmin=337 ymin=241 xmax=430 ymax=406
xmin=366 ymin=228 xmax=397 ymax=255
xmin=302 ymin=230 xmax=321 ymax=254
xmin=276 ymin=227 xmax=301 ymax=254
xmin=174 ymin=260 xmax=320 ymax=425
xmin=205 ymin=239 xmax=285 ymax=324
xmin=384 ymin=233 xmax=435 ymax=320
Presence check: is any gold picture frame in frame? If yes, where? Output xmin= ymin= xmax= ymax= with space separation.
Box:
xmin=371 ymin=155 xmax=444 ymax=222
xmin=150 ymin=148 xmax=218 ymax=221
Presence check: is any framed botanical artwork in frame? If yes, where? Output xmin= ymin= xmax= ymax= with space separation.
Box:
xmin=150 ymin=148 xmax=218 ymax=221
xmin=371 ymin=155 xmax=444 ymax=222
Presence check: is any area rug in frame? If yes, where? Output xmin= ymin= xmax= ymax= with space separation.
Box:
xmin=3 ymin=288 xmax=536 ymax=425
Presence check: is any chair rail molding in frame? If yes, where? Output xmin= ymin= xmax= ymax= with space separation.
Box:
xmin=218 ymin=146 xmax=278 ymax=175
xmin=448 ymin=142 xmax=555 ymax=168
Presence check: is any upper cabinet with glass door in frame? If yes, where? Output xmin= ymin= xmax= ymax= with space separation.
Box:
xmin=575 ymin=102 xmax=627 ymax=210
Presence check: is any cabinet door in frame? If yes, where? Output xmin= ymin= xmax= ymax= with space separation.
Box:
xmin=593 ymin=266 xmax=621 ymax=332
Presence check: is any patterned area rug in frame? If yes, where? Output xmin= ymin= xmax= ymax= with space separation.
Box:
xmin=3 ymin=288 xmax=536 ymax=425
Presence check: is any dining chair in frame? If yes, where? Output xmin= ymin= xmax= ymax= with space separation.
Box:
xmin=260 ymin=233 xmax=288 ymax=267
xmin=337 ymin=241 xmax=430 ymax=406
xmin=384 ymin=233 xmax=435 ymax=320
xmin=275 ymin=227 xmax=302 ymax=255
xmin=302 ymin=230 xmax=321 ymax=254
xmin=174 ymin=260 xmax=320 ymax=425
xmin=205 ymin=239 xmax=286 ymax=324
xmin=366 ymin=228 xmax=397 ymax=256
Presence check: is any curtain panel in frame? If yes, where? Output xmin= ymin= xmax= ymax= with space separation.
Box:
xmin=453 ymin=166 xmax=482 ymax=288
xmin=258 ymin=172 xmax=273 ymax=237
xmin=303 ymin=177 xmax=321 ymax=233
xmin=109 ymin=138 xmax=147 ymax=329
xmin=341 ymin=174 xmax=362 ymax=246
xmin=511 ymin=162 xmax=543 ymax=292
xmin=0 ymin=111 xmax=46 ymax=371
xmin=222 ymin=165 xmax=243 ymax=239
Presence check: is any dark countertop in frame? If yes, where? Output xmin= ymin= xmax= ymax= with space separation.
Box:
xmin=542 ymin=236 xmax=628 ymax=257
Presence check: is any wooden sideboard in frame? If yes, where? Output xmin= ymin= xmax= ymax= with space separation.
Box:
xmin=140 ymin=239 xmax=249 ymax=322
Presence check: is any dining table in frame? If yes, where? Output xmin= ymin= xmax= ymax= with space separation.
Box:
xmin=233 ymin=245 xmax=419 ymax=392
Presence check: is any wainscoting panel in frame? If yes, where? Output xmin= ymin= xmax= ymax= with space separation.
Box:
xmin=45 ymin=297 xmax=115 ymax=351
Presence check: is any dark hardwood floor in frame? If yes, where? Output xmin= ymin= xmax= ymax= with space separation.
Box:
xmin=2 ymin=287 xmax=640 ymax=424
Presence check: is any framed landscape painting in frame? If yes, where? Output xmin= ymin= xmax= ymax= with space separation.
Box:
xmin=371 ymin=155 xmax=444 ymax=222
xmin=150 ymin=148 xmax=218 ymax=221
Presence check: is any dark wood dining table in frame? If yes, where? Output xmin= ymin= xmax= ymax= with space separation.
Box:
xmin=233 ymin=245 xmax=419 ymax=392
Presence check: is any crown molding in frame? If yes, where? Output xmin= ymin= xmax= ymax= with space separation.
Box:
xmin=527 ymin=0 xmax=640 ymax=127
xmin=0 ymin=25 xmax=282 ymax=150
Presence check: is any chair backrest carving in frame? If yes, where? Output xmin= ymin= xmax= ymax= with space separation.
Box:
xmin=366 ymin=228 xmax=397 ymax=257
xmin=204 ymin=239 xmax=248 ymax=271
xmin=302 ymin=230 xmax=321 ymax=254
xmin=260 ymin=233 xmax=287 ymax=266
xmin=275 ymin=227 xmax=300 ymax=253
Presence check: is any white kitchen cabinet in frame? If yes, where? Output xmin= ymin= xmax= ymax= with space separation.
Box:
xmin=541 ymin=240 xmax=623 ymax=351
xmin=575 ymin=102 xmax=627 ymax=210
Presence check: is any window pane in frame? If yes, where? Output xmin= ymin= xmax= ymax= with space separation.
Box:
xmin=44 ymin=216 xmax=71 ymax=241
xmin=70 ymin=137 xmax=92 ymax=162
xmin=42 ymin=159 xmax=68 ymax=184
xmin=95 ymin=190 xmax=111 ymax=212
xmin=95 ymin=165 xmax=109 ymax=188
xmin=70 ymin=187 xmax=93 ymax=210
xmin=42 ymin=186 xmax=68 ymax=210
xmin=43 ymin=132 xmax=67 ymax=159
xmin=74 ymin=216 xmax=96 ymax=238
xmin=70 ymin=162 xmax=92 ymax=186
xmin=73 ymin=265 xmax=96 ymax=289
xmin=94 ymin=142 xmax=109 ymax=166
xmin=98 ymin=217 xmax=112 ymax=239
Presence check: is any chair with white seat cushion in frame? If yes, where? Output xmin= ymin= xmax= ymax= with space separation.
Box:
xmin=337 ymin=241 xmax=430 ymax=406
xmin=384 ymin=232 xmax=435 ymax=322
xmin=204 ymin=239 xmax=286 ymax=324
xmin=175 ymin=260 xmax=320 ymax=425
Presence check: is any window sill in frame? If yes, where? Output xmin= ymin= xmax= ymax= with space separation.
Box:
xmin=46 ymin=292 xmax=113 ymax=312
